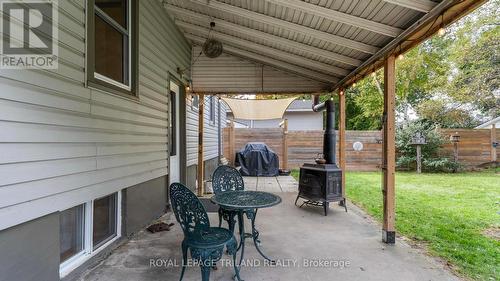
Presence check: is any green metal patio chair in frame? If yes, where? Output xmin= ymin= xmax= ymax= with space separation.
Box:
xmin=212 ymin=165 xmax=245 ymax=233
xmin=169 ymin=183 xmax=241 ymax=281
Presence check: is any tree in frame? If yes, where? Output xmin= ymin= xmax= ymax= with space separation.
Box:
xmin=445 ymin=0 xmax=500 ymax=120
xmin=344 ymin=0 xmax=498 ymax=129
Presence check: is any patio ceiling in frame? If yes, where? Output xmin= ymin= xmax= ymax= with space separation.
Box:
xmin=163 ymin=0 xmax=485 ymax=92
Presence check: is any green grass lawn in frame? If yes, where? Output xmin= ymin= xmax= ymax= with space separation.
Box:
xmin=292 ymin=169 xmax=500 ymax=280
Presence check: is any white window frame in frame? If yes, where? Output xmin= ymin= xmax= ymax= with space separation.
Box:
xmin=92 ymin=0 xmax=132 ymax=91
xmin=59 ymin=191 xmax=122 ymax=278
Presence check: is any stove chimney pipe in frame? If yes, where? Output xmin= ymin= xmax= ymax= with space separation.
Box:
xmin=324 ymin=100 xmax=336 ymax=165
xmin=312 ymin=97 xmax=337 ymax=166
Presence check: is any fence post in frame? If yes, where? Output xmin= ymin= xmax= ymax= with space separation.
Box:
xmin=282 ymin=119 xmax=288 ymax=170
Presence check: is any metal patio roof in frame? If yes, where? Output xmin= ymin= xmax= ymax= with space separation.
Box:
xmin=163 ymin=0 xmax=486 ymax=92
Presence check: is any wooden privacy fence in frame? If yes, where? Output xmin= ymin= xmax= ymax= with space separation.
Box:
xmin=223 ymin=127 xmax=498 ymax=171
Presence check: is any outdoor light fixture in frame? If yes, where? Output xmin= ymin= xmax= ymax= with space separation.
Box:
xmin=339 ymin=90 xmax=344 ymax=96
xmin=397 ymin=45 xmax=404 ymax=60
xmin=185 ymin=79 xmax=193 ymax=92
xmin=438 ymin=14 xmax=446 ymax=36
xmin=371 ymin=71 xmax=376 ymax=77
xmin=352 ymin=82 xmax=356 ymax=87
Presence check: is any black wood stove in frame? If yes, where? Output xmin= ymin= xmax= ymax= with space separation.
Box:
xmin=295 ymin=99 xmax=347 ymax=216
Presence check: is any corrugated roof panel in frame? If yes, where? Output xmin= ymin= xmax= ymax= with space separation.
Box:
xmin=163 ymin=0 xmax=454 ymax=92
xmin=191 ymin=47 xmax=328 ymax=93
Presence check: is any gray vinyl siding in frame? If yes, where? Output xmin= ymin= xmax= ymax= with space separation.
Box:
xmin=186 ymin=95 xmax=224 ymax=166
xmin=191 ymin=47 xmax=328 ymax=93
xmin=0 ymin=0 xmax=191 ymax=230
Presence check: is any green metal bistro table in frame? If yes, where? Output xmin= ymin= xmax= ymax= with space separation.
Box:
xmin=211 ymin=190 xmax=282 ymax=265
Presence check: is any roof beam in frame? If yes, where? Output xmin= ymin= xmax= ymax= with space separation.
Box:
xmin=186 ymin=34 xmax=338 ymax=84
xmin=382 ymin=0 xmax=437 ymax=13
xmin=184 ymin=0 xmax=379 ymax=55
xmin=264 ymin=0 xmax=403 ymax=37
xmin=178 ymin=22 xmax=350 ymax=77
xmin=166 ymin=4 xmax=361 ymax=67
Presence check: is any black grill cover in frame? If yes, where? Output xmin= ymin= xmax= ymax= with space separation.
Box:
xmin=236 ymin=143 xmax=279 ymax=176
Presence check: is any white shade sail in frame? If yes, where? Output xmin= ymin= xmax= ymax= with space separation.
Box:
xmin=222 ymin=97 xmax=297 ymax=120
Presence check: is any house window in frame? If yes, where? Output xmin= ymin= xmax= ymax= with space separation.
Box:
xmin=59 ymin=205 xmax=85 ymax=263
xmin=59 ymin=192 xmax=121 ymax=277
xmin=93 ymin=194 xmax=118 ymax=249
xmin=87 ymin=0 xmax=137 ymax=96
xmin=209 ymin=96 xmax=216 ymax=123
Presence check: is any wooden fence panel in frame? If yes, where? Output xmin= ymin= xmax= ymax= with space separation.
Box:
xmin=222 ymin=128 xmax=497 ymax=171
xmin=439 ymin=129 xmax=497 ymax=167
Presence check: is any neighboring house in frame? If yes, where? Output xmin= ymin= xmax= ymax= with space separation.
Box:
xmin=227 ymin=100 xmax=323 ymax=131
xmin=0 ymin=1 xmax=223 ymax=280
xmin=475 ymin=116 xmax=500 ymax=129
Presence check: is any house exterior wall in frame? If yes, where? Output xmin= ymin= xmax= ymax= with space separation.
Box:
xmin=0 ymin=0 xmax=192 ymax=279
xmin=0 ymin=213 xmax=60 ymax=281
xmin=185 ymin=84 xmax=228 ymax=186
xmin=122 ymin=176 xmax=168 ymax=236
xmin=186 ymin=93 xmax=227 ymax=166
xmin=0 ymin=0 xmax=190 ymax=231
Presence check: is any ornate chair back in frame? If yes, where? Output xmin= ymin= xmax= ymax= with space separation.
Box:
xmin=212 ymin=165 xmax=244 ymax=194
xmin=169 ymin=183 xmax=210 ymax=238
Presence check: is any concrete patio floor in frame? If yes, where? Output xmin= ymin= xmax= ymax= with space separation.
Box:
xmin=79 ymin=185 xmax=459 ymax=281
xmin=242 ymin=175 xmax=298 ymax=192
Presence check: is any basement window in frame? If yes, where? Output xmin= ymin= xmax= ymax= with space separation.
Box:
xmin=87 ymin=0 xmax=137 ymax=96
xmin=59 ymin=205 xmax=85 ymax=264
xmin=59 ymin=192 xmax=122 ymax=278
xmin=93 ymin=194 xmax=118 ymax=249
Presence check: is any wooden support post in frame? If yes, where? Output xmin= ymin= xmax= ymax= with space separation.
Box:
xmin=282 ymin=119 xmax=289 ymax=170
xmin=338 ymin=89 xmax=347 ymax=203
xmin=382 ymin=55 xmax=396 ymax=244
xmin=491 ymin=124 xmax=497 ymax=163
xmin=228 ymin=120 xmax=235 ymax=166
xmin=197 ymin=94 xmax=205 ymax=196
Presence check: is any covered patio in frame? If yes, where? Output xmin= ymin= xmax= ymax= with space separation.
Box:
xmin=80 ymin=191 xmax=459 ymax=281
xmin=169 ymin=0 xmax=485 ymax=245
xmin=0 ymin=0 xmax=492 ymax=280
xmin=80 ymin=1 xmax=484 ymax=280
